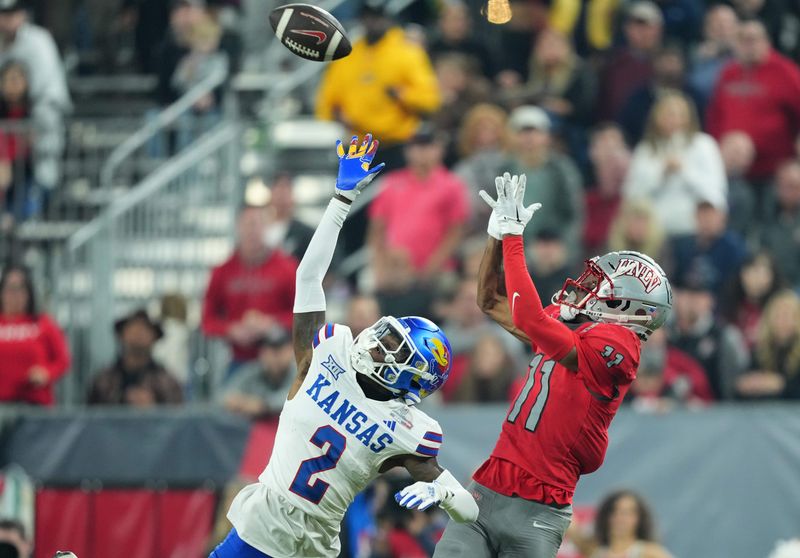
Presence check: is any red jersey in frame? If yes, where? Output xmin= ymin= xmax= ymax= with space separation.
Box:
xmin=201 ymin=249 xmax=297 ymax=362
xmin=473 ymin=306 xmax=641 ymax=506
xmin=0 ymin=313 xmax=70 ymax=405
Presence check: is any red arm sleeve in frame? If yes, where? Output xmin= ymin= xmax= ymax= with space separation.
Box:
xmin=40 ymin=315 xmax=70 ymax=380
xmin=502 ymin=235 xmax=575 ymax=361
xmin=201 ymin=267 xmax=232 ymax=337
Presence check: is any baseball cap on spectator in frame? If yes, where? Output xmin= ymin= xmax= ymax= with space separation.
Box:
xmin=627 ymin=1 xmax=663 ymax=26
xmin=114 ymin=309 xmax=164 ymax=340
xmin=697 ymin=197 xmax=728 ymax=212
xmin=674 ymin=264 xmax=716 ymax=293
xmin=0 ymin=0 xmax=24 ymax=13
xmin=257 ymin=327 xmax=291 ymax=348
xmin=534 ymin=227 xmax=562 ymax=241
xmin=509 ymin=106 xmax=551 ymax=132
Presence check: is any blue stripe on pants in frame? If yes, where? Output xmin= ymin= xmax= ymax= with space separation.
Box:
xmin=209 ymin=528 xmax=273 ymax=558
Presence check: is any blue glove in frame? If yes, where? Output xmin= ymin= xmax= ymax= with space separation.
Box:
xmin=335 ymin=133 xmax=386 ymax=201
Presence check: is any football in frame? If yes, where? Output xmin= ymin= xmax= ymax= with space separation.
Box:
xmin=269 ymin=3 xmax=352 ymax=62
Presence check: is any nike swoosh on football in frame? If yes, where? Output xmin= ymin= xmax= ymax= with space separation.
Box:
xmin=291 ymin=29 xmax=327 ymax=45
xmin=532 ymin=520 xmax=560 ymax=532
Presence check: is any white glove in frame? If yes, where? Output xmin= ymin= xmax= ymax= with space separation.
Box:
xmin=487 ymin=208 xmax=502 ymax=240
xmin=395 ymin=479 xmax=454 ymax=511
xmin=479 ymin=172 xmax=541 ymax=236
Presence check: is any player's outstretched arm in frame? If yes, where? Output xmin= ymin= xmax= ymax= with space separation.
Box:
xmin=393 ymin=455 xmax=479 ymax=523
xmin=480 ymin=173 xmax=579 ymax=370
xmin=476 ymin=235 xmax=530 ymax=344
xmin=288 ymin=134 xmax=385 ymax=399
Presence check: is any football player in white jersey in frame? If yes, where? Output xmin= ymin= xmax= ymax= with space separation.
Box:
xmin=210 ymin=134 xmax=479 ymax=558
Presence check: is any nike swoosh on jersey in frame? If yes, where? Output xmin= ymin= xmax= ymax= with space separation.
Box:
xmin=511 ymin=292 xmax=521 ymax=314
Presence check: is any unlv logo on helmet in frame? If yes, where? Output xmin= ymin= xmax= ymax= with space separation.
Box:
xmin=616 ymin=258 xmax=662 ymax=293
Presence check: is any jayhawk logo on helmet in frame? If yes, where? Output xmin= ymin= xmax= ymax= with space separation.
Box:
xmin=426 ymin=337 xmax=450 ymax=370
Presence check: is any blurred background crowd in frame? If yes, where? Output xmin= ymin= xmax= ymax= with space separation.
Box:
xmin=1 ymin=0 xmax=800 ymax=556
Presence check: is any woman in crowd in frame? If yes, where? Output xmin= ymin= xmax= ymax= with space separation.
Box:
xmin=607 ymin=199 xmax=666 ymax=263
xmin=568 ymin=490 xmax=673 ymax=558
xmin=736 ymin=290 xmax=800 ymax=400
xmin=623 ymin=91 xmax=726 ymax=237
xmin=453 ymin=103 xmax=509 ymax=229
xmin=451 ymin=333 xmax=516 ymax=403
xmin=0 ymin=264 xmax=70 ymax=405
xmin=721 ymin=251 xmax=784 ymax=351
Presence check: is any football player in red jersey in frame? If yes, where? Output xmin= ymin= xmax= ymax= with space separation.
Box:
xmin=433 ymin=173 xmax=672 ymax=558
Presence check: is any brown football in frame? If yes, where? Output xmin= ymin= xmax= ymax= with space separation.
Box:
xmin=269 ymin=3 xmax=352 ymax=62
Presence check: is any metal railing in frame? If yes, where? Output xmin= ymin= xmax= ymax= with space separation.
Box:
xmin=57 ymin=121 xmax=241 ymax=405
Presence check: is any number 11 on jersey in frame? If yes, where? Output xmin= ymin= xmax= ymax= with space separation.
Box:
xmin=507 ymin=354 xmax=555 ymax=432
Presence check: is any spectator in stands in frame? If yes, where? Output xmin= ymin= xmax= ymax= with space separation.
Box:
xmin=427 ymin=0 xmax=497 ymax=79
xmin=152 ymin=292 xmax=190 ymax=386
xmin=759 ymin=161 xmax=800 ymax=287
xmin=729 ymin=0 xmax=788 ymax=53
xmin=346 ymin=294 xmax=380 ymax=337
xmin=316 ymin=0 xmax=440 ymax=170
xmin=454 ymin=103 xmax=509 ymax=229
xmin=451 ymin=333 xmax=516 ymax=404
xmin=597 ymin=1 xmax=663 ymax=121
xmin=0 ymin=0 xmax=69 ymax=113
xmin=607 ymin=199 xmax=666 ymax=262
xmin=568 ymin=490 xmax=673 ymax=558
xmin=706 ymin=19 xmax=800 ymax=181
xmin=718 ymin=131 xmax=756 ymax=236
xmin=170 ymin=15 xmax=228 ymax=115
xmin=0 ymin=518 xmax=30 ymax=558
xmin=618 ymin=47 xmax=703 ymax=146
xmin=503 ymin=28 xmax=597 ymax=135
xmin=372 ymin=478 xmax=442 ymax=558
xmin=155 ymin=0 xmax=241 ymax=107
xmin=502 ymin=105 xmax=584 ymax=260
xmin=528 ymin=228 xmax=578 ymax=305
xmin=629 ymin=328 xmax=714 ymax=410
xmin=583 ymin=123 xmax=630 ymax=257
xmin=623 ymin=91 xmax=727 ymax=237
xmin=368 ymin=124 xmax=469 ymax=285
xmin=202 ymin=204 xmax=296 ymax=374
xmin=0 ymin=264 xmax=69 ymax=406
xmin=737 ymin=289 xmax=800 ymax=400
xmin=721 ymin=251 xmax=784 ymax=352
xmin=88 ymin=309 xmax=183 ymax=406
xmin=670 ymin=200 xmax=746 ymax=297
xmin=0 ymin=1 xmax=67 ymax=196
xmin=688 ymin=5 xmax=739 ymax=111
xmin=432 ymin=53 xmax=491 ymax=165
xmin=263 ymin=173 xmax=314 ymax=262
xmin=0 ymin=60 xmax=36 ymax=224
xmin=373 ymin=248 xmax=434 ymax=320
xmin=548 ymin=0 xmax=621 ymax=56
xmin=670 ymin=271 xmax=748 ymax=400
xmin=219 ymin=327 xmax=294 ymax=418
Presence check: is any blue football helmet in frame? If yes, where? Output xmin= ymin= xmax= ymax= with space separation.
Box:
xmin=350 ymin=316 xmax=452 ymax=405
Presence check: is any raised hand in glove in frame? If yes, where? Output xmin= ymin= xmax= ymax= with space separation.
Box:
xmin=480 ymin=172 xmax=541 ymax=237
xmin=335 ymin=133 xmax=386 ymax=202
xmin=394 ymin=479 xmax=454 ymax=512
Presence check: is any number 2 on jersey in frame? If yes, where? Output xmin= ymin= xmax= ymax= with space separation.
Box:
xmin=507 ymin=354 xmax=555 ymax=432
xmin=289 ymin=425 xmax=346 ymax=504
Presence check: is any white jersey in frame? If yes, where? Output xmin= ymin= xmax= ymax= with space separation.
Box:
xmin=227 ymin=323 xmax=444 ymax=558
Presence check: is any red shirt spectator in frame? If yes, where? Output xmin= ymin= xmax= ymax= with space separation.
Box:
xmin=706 ymin=21 xmax=800 ymax=180
xmin=596 ymin=2 xmax=663 ymax=120
xmin=202 ymin=206 xmax=297 ymax=364
xmin=0 ymin=264 xmax=69 ymax=405
xmin=368 ymin=127 xmax=469 ymax=286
